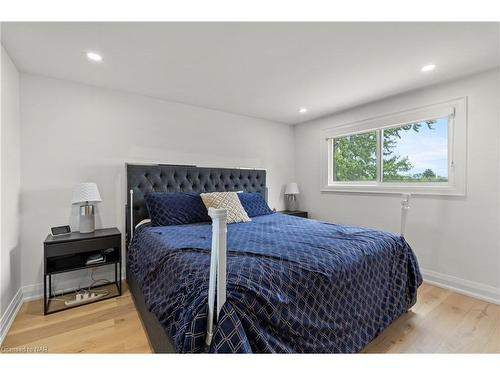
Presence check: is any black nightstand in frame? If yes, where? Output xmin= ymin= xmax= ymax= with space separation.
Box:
xmin=43 ymin=228 xmax=122 ymax=315
xmin=278 ymin=210 xmax=308 ymax=218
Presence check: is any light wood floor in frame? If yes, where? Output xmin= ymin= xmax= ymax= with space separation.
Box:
xmin=1 ymin=284 xmax=151 ymax=353
xmin=1 ymin=283 xmax=499 ymax=353
xmin=363 ymin=283 xmax=500 ymax=353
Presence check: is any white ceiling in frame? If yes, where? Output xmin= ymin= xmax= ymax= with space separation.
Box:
xmin=2 ymin=22 xmax=499 ymax=124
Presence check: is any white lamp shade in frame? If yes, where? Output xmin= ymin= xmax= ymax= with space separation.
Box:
xmin=71 ymin=182 xmax=102 ymax=204
xmin=284 ymin=182 xmax=300 ymax=195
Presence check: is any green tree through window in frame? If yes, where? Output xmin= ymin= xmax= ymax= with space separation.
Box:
xmin=333 ymin=132 xmax=376 ymax=181
xmin=333 ymin=118 xmax=448 ymax=183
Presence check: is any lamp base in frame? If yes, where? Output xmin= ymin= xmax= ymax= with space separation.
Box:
xmin=285 ymin=195 xmax=298 ymax=211
xmin=79 ymin=204 xmax=95 ymax=233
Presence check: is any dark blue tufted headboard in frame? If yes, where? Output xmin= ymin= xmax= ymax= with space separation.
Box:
xmin=126 ymin=163 xmax=267 ymax=244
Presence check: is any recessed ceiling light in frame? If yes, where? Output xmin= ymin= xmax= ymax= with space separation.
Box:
xmin=421 ymin=64 xmax=436 ymax=72
xmin=86 ymin=52 xmax=103 ymax=62
xmin=298 ymin=108 xmax=308 ymax=114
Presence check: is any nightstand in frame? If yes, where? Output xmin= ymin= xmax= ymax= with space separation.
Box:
xmin=43 ymin=227 xmax=122 ymax=314
xmin=278 ymin=210 xmax=308 ymax=218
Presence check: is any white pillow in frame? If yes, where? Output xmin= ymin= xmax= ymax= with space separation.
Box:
xmin=200 ymin=192 xmax=251 ymax=224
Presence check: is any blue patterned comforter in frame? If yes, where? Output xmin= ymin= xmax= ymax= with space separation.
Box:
xmin=128 ymin=213 xmax=422 ymax=353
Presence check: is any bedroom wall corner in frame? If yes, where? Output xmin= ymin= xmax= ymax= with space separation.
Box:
xmin=0 ymin=43 xmax=22 ymax=342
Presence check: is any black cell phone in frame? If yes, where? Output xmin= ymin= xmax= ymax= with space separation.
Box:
xmin=50 ymin=225 xmax=71 ymax=236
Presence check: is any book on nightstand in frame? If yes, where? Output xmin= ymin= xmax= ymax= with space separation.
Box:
xmin=85 ymin=253 xmax=106 ymax=265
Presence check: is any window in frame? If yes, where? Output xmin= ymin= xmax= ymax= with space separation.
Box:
xmin=332 ymin=117 xmax=449 ymax=183
xmin=381 ymin=118 xmax=448 ymax=183
xmin=321 ymin=98 xmax=467 ymax=195
xmin=333 ymin=131 xmax=377 ymax=182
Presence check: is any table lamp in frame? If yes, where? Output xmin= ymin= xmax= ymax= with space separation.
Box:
xmin=71 ymin=182 xmax=102 ymax=233
xmin=284 ymin=182 xmax=300 ymax=211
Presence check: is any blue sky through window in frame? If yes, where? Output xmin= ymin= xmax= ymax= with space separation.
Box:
xmin=385 ymin=117 xmax=448 ymax=178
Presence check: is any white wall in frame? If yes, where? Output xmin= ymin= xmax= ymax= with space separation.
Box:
xmin=294 ymin=69 xmax=500 ymax=302
xmin=19 ymin=74 xmax=295 ymax=291
xmin=0 ymin=46 xmax=21 ymax=317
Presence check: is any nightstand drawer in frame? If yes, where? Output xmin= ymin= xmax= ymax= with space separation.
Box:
xmin=46 ymin=235 xmax=120 ymax=258
xmin=278 ymin=210 xmax=308 ymax=218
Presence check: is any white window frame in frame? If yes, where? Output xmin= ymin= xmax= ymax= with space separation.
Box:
xmin=320 ymin=97 xmax=467 ymax=196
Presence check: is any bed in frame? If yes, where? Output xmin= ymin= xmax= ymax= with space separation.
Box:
xmin=125 ymin=163 xmax=422 ymax=353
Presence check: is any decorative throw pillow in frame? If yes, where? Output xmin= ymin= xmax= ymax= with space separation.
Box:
xmin=200 ymin=192 xmax=251 ymax=224
xmin=145 ymin=192 xmax=211 ymax=226
xmin=237 ymin=192 xmax=273 ymax=217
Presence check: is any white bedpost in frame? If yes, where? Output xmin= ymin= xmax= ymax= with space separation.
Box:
xmin=205 ymin=207 xmax=228 ymax=347
xmin=129 ymin=189 xmax=134 ymax=242
xmin=400 ymin=193 xmax=411 ymax=237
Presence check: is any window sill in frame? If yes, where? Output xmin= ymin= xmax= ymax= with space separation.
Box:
xmin=321 ymin=183 xmax=465 ymax=196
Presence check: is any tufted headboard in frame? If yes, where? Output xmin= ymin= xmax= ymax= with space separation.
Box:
xmin=126 ymin=163 xmax=267 ymax=245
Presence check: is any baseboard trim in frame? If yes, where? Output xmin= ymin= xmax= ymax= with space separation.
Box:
xmin=21 ymin=283 xmax=44 ymax=302
xmin=0 ymin=288 xmax=23 ymax=345
xmin=421 ymin=268 xmax=500 ymax=305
